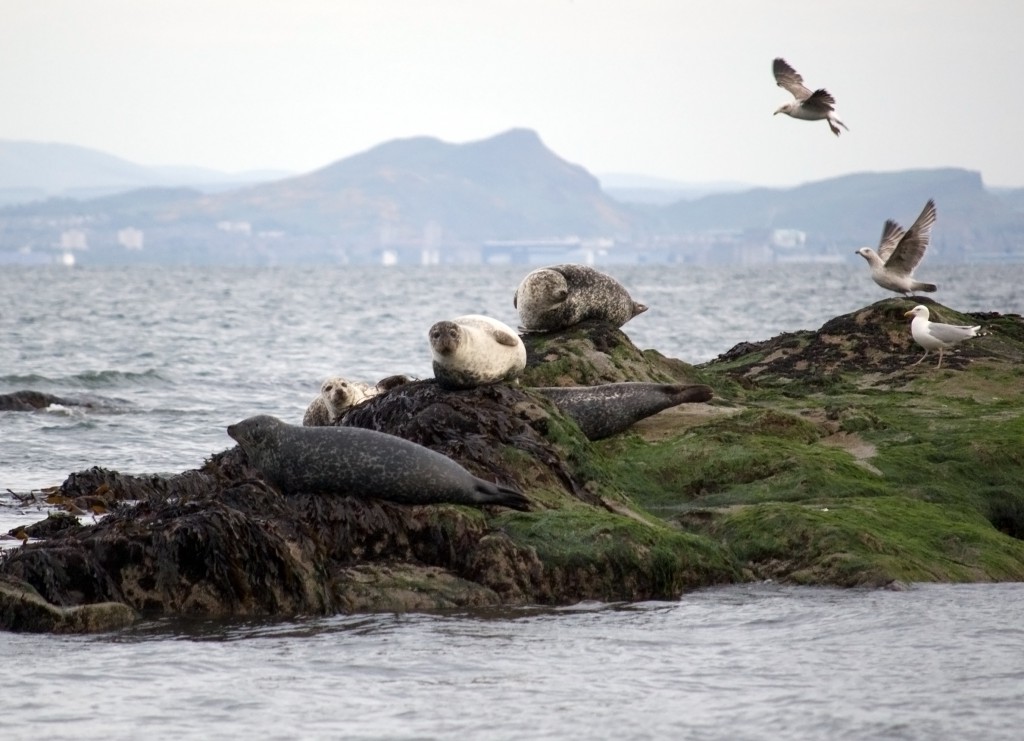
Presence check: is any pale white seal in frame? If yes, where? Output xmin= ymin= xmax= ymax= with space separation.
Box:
xmin=302 ymin=376 xmax=378 ymax=426
xmin=428 ymin=314 xmax=527 ymax=390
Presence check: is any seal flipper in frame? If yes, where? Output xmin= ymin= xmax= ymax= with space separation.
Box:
xmin=490 ymin=328 xmax=520 ymax=347
xmin=471 ymin=478 xmax=531 ymax=511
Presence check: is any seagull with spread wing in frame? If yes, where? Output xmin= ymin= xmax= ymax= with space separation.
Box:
xmin=856 ymin=200 xmax=939 ymax=296
xmin=905 ymin=305 xmax=981 ymax=369
xmin=773 ymin=58 xmax=848 ymax=136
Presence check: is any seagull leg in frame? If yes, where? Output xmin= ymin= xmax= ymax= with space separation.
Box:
xmin=910 ymin=350 xmax=928 ymax=367
xmin=936 ymin=349 xmax=944 ymax=369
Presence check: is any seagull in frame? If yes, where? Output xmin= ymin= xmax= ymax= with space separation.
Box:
xmin=856 ymin=200 xmax=939 ymax=296
xmin=773 ymin=57 xmax=848 ymax=136
xmin=905 ymin=305 xmax=981 ymax=368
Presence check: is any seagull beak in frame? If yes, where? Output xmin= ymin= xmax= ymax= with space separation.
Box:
xmin=904 ymin=310 xmax=914 ymax=318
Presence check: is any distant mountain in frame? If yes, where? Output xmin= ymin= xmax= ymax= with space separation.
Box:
xmin=189 ymin=128 xmax=636 ymax=240
xmin=654 ymin=168 xmax=1023 ymax=260
xmin=2 ymin=130 xmax=1023 ymax=265
xmin=599 ymin=173 xmax=753 ymax=205
xmin=0 ymin=140 xmax=291 ymax=205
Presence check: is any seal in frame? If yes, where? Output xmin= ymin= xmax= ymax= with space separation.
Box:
xmin=429 ymin=314 xmax=527 ymax=390
xmin=227 ymin=414 xmax=531 ymax=510
xmin=513 ymin=264 xmax=648 ymax=332
xmin=533 ymin=382 xmax=713 ymax=440
xmin=302 ymin=376 xmax=377 ymax=426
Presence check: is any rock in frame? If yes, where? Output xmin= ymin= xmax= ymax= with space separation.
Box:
xmin=0 ymin=574 xmax=137 ymax=633
xmin=3 ymin=300 xmax=1024 ymax=631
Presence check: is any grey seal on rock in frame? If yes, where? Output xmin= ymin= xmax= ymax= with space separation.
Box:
xmin=228 ymin=414 xmax=530 ymax=510
xmin=303 ymin=376 xmax=378 ymax=426
xmin=533 ymin=382 xmax=713 ymax=440
xmin=429 ymin=314 xmax=527 ymax=390
xmin=513 ymin=264 xmax=648 ymax=332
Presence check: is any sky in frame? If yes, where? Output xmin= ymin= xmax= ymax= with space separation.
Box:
xmin=3 ymin=0 xmax=1023 ymax=188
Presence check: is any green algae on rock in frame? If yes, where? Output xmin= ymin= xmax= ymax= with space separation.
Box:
xmin=3 ymin=300 xmax=1024 ymax=631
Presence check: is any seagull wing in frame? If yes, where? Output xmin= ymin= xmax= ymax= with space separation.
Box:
xmin=800 ymin=89 xmax=837 ymax=114
xmin=773 ymin=58 xmax=812 ymax=101
xmin=885 ymin=200 xmax=937 ymax=275
xmin=927 ymin=321 xmax=979 ymax=345
xmin=876 ymin=219 xmax=906 ymax=263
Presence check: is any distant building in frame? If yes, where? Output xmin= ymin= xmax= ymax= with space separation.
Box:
xmin=771 ymin=229 xmax=807 ymax=250
xmin=217 ymin=221 xmax=252 ymax=235
xmin=58 ymin=229 xmax=88 ymax=250
xmin=481 ymin=236 xmax=620 ymax=265
xmin=118 ymin=227 xmax=144 ymax=250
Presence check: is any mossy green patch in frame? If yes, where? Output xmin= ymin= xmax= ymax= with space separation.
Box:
xmin=499 ymin=504 xmax=740 ymax=597
xmin=704 ymin=497 xmax=1024 ymax=586
xmin=596 ymin=408 xmax=888 ymax=513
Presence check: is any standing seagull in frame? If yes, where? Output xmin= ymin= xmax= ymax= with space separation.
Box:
xmin=905 ymin=305 xmax=981 ymax=369
xmin=773 ymin=58 xmax=848 ymax=136
xmin=856 ymin=200 xmax=939 ymax=296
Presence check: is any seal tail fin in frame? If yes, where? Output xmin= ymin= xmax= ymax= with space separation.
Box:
xmin=667 ymin=384 xmax=714 ymax=404
xmin=473 ymin=479 xmax=531 ymax=511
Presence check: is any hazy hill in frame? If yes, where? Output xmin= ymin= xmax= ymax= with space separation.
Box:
xmin=0 ymin=140 xmax=289 ymax=205
xmin=190 ymin=128 xmax=636 ymax=240
xmin=2 ymin=129 xmax=1023 ymax=265
xmin=599 ymin=173 xmax=753 ymax=205
xmin=656 ymin=168 xmax=1023 ymax=259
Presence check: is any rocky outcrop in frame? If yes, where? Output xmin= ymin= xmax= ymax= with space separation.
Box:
xmin=4 ymin=299 xmax=1024 ymax=632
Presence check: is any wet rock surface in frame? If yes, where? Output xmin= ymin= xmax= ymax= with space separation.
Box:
xmin=4 ymin=302 xmax=1024 ymax=631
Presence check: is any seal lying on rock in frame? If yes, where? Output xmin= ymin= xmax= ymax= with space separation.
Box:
xmin=228 ymin=414 xmax=531 ymax=510
xmin=303 ymin=376 xmax=378 ymax=426
xmin=513 ymin=264 xmax=648 ymax=332
xmin=533 ymin=382 xmax=713 ymax=440
xmin=429 ymin=314 xmax=527 ymax=390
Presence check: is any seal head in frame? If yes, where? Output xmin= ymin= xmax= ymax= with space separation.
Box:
xmin=303 ymin=376 xmax=377 ymax=426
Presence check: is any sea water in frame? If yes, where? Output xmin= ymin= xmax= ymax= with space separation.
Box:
xmin=2 ymin=263 xmax=1023 ymax=739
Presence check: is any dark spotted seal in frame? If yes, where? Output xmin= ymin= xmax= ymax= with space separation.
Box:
xmin=302 ymin=376 xmax=377 ymax=426
xmin=429 ymin=314 xmax=527 ymax=390
xmin=227 ymin=414 xmax=530 ymax=510
xmin=513 ymin=264 xmax=648 ymax=332
xmin=533 ymin=382 xmax=713 ymax=440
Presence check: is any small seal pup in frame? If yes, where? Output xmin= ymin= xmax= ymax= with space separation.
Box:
xmin=302 ymin=376 xmax=377 ymax=426
xmin=228 ymin=414 xmax=531 ymax=510
xmin=429 ymin=314 xmax=527 ymax=390
xmin=533 ymin=382 xmax=713 ymax=440
xmin=513 ymin=264 xmax=648 ymax=332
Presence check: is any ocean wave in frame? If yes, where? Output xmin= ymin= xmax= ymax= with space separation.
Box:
xmin=0 ymin=368 xmax=167 ymax=389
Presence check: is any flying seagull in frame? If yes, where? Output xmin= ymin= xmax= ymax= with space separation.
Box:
xmin=773 ymin=58 xmax=848 ymax=136
xmin=905 ymin=305 xmax=981 ymax=369
xmin=856 ymin=200 xmax=939 ymax=296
